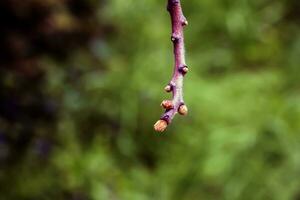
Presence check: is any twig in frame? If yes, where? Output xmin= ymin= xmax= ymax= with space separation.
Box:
xmin=154 ymin=0 xmax=189 ymax=132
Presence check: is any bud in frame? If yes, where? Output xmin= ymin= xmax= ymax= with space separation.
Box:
xmin=171 ymin=34 xmax=179 ymax=42
xmin=182 ymin=20 xmax=188 ymax=26
xmin=154 ymin=120 xmax=168 ymax=132
xmin=178 ymin=104 xmax=188 ymax=115
xmin=179 ymin=65 xmax=189 ymax=75
xmin=164 ymin=85 xmax=172 ymax=92
xmin=181 ymin=66 xmax=189 ymax=74
xmin=161 ymin=100 xmax=174 ymax=109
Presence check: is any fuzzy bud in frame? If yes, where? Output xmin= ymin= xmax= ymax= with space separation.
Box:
xmin=182 ymin=66 xmax=188 ymax=73
xmin=164 ymin=85 xmax=172 ymax=92
xmin=178 ymin=104 xmax=188 ymax=115
xmin=154 ymin=120 xmax=168 ymax=132
xmin=161 ymin=100 xmax=174 ymax=109
xmin=179 ymin=65 xmax=189 ymax=75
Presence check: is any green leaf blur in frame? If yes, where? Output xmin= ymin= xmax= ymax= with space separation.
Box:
xmin=0 ymin=0 xmax=299 ymax=199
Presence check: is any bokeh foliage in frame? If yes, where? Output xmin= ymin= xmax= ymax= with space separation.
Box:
xmin=0 ymin=0 xmax=299 ymax=199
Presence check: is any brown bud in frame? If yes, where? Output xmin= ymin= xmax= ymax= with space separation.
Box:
xmin=178 ymin=104 xmax=188 ymax=115
xmin=161 ymin=100 xmax=174 ymax=109
xmin=154 ymin=120 xmax=168 ymax=132
xmin=164 ymin=85 xmax=172 ymax=92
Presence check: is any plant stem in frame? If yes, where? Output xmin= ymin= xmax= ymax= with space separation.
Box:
xmin=154 ymin=0 xmax=189 ymax=132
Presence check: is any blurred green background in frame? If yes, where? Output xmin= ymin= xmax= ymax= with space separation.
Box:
xmin=0 ymin=0 xmax=300 ymax=199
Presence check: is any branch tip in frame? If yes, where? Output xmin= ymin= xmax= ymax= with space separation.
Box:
xmin=154 ymin=120 xmax=168 ymax=132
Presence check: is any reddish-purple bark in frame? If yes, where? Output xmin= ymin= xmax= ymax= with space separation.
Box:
xmin=154 ymin=0 xmax=189 ymax=132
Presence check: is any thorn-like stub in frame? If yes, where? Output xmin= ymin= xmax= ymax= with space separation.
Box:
xmin=161 ymin=100 xmax=174 ymax=109
xmin=179 ymin=65 xmax=189 ymax=75
xmin=178 ymin=104 xmax=188 ymax=115
xmin=181 ymin=19 xmax=189 ymax=26
xmin=180 ymin=15 xmax=189 ymax=26
xmin=154 ymin=120 xmax=168 ymax=132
